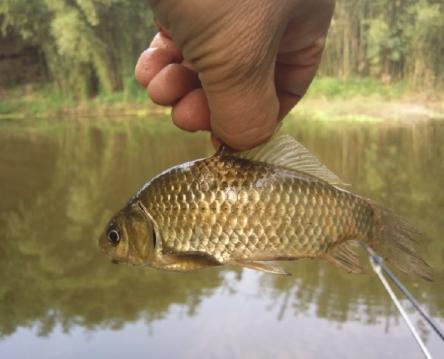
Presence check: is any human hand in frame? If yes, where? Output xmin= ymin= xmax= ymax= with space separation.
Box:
xmin=135 ymin=0 xmax=335 ymax=150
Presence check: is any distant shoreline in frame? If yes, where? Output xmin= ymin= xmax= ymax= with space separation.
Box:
xmin=292 ymin=98 xmax=444 ymax=123
xmin=1 ymin=77 xmax=443 ymax=122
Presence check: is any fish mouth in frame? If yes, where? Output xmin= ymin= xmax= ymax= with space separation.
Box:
xmin=98 ymin=234 xmax=122 ymax=264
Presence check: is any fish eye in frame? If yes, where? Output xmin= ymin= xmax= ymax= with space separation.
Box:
xmin=107 ymin=228 xmax=120 ymax=246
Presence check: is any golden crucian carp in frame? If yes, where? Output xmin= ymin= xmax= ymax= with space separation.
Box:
xmin=99 ymin=132 xmax=432 ymax=279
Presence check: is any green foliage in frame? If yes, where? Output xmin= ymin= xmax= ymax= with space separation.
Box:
xmin=0 ymin=0 xmax=154 ymax=98
xmin=320 ymin=0 xmax=444 ymax=88
xmin=405 ymin=1 xmax=444 ymax=87
xmin=0 ymin=0 xmax=50 ymax=41
xmin=1 ymin=0 xmax=443 ymax=101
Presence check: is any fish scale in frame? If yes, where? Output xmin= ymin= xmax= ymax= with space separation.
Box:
xmin=101 ymin=133 xmax=432 ymax=279
xmin=140 ymin=155 xmax=372 ymax=263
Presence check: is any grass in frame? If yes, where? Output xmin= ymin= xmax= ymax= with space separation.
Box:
xmin=0 ymin=77 xmax=155 ymax=119
xmin=0 ymin=84 xmax=74 ymax=116
xmin=307 ymin=77 xmax=409 ymax=100
xmin=296 ymin=77 xmax=444 ymax=122
xmin=0 ymin=76 xmax=442 ymax=120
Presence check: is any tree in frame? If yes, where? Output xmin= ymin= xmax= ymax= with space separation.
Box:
xmin=0 ymin=0 xmax=154 ymax=98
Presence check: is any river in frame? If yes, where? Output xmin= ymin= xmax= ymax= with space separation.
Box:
xmin=0 ymin=115 xmax=443 ymax=358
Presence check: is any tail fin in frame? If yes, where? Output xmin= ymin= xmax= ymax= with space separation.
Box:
xmin=370 ymin=206 xmax=433 ymax=281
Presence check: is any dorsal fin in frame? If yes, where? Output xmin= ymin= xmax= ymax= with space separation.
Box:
xmin=230 ymin=131 xmax=346 ymax=186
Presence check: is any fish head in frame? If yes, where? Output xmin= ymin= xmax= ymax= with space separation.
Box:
xmin=99 ymin=201 xmax=158 ymax=266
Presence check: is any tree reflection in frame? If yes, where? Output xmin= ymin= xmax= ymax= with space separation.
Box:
xmin=0 ymin=117 xmax=443 ymax=338
xmin=269 ymin=119 xmax=444 ymax=321
xmin=0 ymin=119 xmax=221 ymax=338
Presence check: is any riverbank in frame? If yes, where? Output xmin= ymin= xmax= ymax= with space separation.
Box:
xmin=1 ymin=77 xmax=443 ymax=121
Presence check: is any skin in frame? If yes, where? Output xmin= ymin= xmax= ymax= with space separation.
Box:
xmin=135 ymin=0 xmax=336 ymax=150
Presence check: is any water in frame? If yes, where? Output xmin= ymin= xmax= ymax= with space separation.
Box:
xmin=0 ymin=115 xmax=443 ymax=359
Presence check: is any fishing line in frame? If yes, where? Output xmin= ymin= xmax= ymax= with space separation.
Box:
xmin=363 ymin=245 xmax=433 ymax=358
xmin=362 ymin=244 xmax=444 ymax=358
xmin=364 ymin=245 xmax=444 ymax=341
xmin=373 ymin=255 xmax=444 ymax=342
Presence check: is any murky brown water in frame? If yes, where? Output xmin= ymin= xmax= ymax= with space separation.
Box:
xmin=0 ymin=115 xmax=443 ymax=358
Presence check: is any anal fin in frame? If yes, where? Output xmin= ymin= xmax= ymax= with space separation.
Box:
xmin=229 ymin=260 xmax=290 ymax=275
xmin=324 ymin=240 xmax=363 ymax=274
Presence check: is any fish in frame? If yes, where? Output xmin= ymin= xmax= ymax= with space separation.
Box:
xmin=99 ymin=132 xmax=432 ymax=280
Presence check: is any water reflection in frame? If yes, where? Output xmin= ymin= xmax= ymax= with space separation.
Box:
xmin=0 ymin=117 xmax=221 ymax=339
xmin=0 ymin=116 xmax=443 ymax=357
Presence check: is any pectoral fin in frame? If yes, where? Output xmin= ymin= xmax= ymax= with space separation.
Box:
xmin=158 ymin=251 xmax=221 ymax=272
xmin=229 ymin=260 xmax=290 ymax=275
xmin=324 ymin=240 xmax=363 ymax=274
